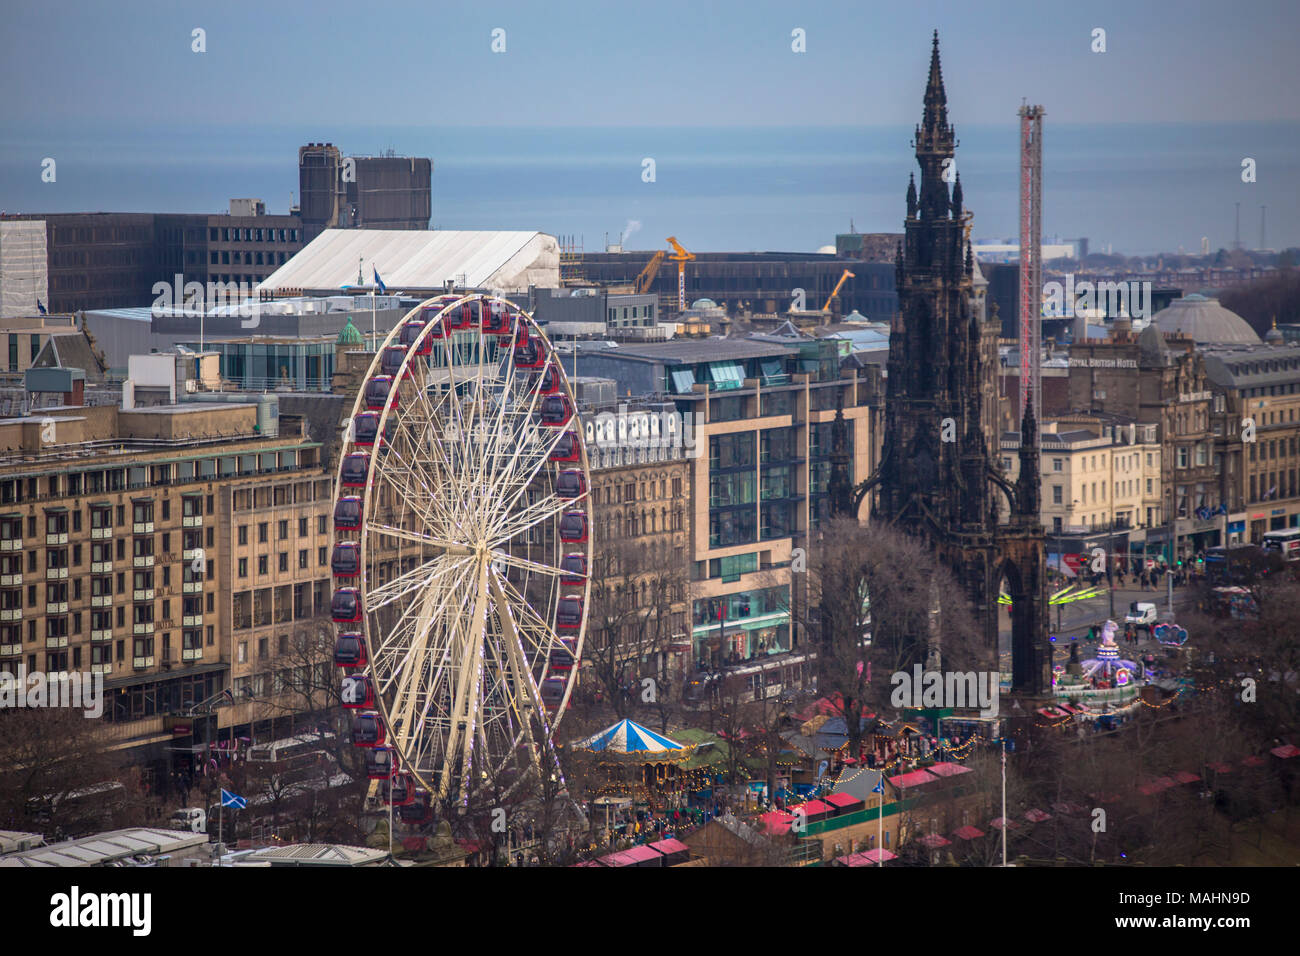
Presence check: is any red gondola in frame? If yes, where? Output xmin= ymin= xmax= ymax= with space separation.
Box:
xmin=541 ymin=675 xmax=568 ymax=712
xmin=399 ymin=789 xmax=433 ymax=824
xmin=514 ymin=333 xmax=545 ymax=369
xmin=331 ymin=542 xmax=361 ymax=577
xmin=539 ymin=394 xmax=572 ymax=426
xmin=558 ymin=511 xmax=588 ymax=544
xmin=482 ymin=299 xmax=512 ymax=335
xmin=364 ymin=375 xmax=397 ymax=411
xmin=549 ymin=637 xmax=577 ymax=672
xmin=556 ymin=468 xmax=586 ymax=499
xmin=380 ymin=345 xmax=410 ymax=378
xmin=550 ymin=431 xmax=580 ymax=463
xmin=560 ymin=552 xmax=587 ymax=584
xmin=340 ymin=452 xmax=370 ymax=488
xmin=334 ymin=496 xmax=363 ymax=531
xmin=384 ymin=772 xmax=416 ymax=807
xmin=537 ymin=363 xmax=561 ymax=395
xmin=365 ymin=746 xmax=399 ymax=779
xmin=400 ymin=319 xmax=432 ymax=355
xmin=334 ymin=632 xmax=367 ymax=668
xmin=556 ymin=595 xmax=584 ymax=631
xmin=447 ymin=301 xmax=473 ymax=330
xmin=352 ymin=711 xmax=386 ymax=747
xmin=331 ymin=587 xmax=362 ymax=623
xmin=341 ymin=673 xmax=374 ymax=708
xmin=353 ymin=412 xmax=380 ymax=446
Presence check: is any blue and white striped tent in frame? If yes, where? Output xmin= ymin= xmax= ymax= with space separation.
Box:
xmin=576 ymin=719 xmax=687 ymax=756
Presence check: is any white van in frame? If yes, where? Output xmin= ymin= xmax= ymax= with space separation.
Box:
xmin=169 ymin=807 xmax=207 ymax=834
xmin=1125 ymin=602 xmax=1158 ymax=631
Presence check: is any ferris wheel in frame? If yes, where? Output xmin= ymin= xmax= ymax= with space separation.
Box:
xmin=330 ymin=293 xmax=591 ymax=810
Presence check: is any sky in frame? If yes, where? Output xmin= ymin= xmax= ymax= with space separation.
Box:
xmin=4 ymin=0 xmax=1297 ymax=129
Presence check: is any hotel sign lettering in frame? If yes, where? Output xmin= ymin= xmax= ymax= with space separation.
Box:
xmin=1068 ymin=358 xmax=1138 ymax=368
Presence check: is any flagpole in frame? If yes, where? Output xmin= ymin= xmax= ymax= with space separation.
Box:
xmin=877 ymin=782 xmax=883 ymax=867
xmin=1001 ymin=742 xmax=1008 ymax=867
xmin=218 ymin=797 xmax=223 ymax=867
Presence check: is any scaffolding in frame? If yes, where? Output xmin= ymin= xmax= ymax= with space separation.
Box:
xmin=558 ymin=233 xmax=585 ymax=286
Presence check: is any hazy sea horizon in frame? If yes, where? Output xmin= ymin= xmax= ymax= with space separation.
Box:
xmin=2 ymin=121 xmax=1297 ymax=256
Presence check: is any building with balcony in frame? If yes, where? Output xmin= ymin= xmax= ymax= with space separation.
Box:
xmin=0 ymin=375 xmax=344 ymax=790
xmin=1204 ymin=342 xmax=1300 ymax=544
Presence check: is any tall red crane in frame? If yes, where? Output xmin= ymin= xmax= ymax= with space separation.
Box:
xmin=1018 ymin=104 xmax=1044 ymax=438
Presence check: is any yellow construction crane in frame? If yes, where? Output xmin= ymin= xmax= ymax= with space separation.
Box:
xmin=634 ymin=250 xmax=665 ymax=295
xmin=823 ymin=268 xmax=855 ymax=312
xmin=666 ymin=236 xmax=695 ymax=311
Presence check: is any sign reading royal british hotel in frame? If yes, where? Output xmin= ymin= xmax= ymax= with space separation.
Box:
xmin=1067 ymin=357 xmax=1138 ymax=369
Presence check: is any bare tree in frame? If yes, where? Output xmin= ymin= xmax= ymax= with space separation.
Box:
xmin=801 ymin=518 xmax=983 ymax=762
xmin=584 ymin=536 xmax=685 ymax=719
xmin=0 ymin=706 xmax=134 ymax=838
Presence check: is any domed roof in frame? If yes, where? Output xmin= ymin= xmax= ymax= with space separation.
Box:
xmin=690 ymin=298 xmax=718 ymax=310
xmin=1265 ymin=318 xmax=1284 ymax=343
xmin=1151 ymin=294 xmax=1259 ymax=345
xmin=336 ymin=317 xmax=364 ymax=346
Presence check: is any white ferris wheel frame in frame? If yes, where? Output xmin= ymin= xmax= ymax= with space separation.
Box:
xmin=332 ymin=293 xmax=592 ymax=803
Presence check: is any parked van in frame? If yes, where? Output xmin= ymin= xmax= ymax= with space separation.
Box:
xmin=169 ymin=807 xmax=207 ymax=833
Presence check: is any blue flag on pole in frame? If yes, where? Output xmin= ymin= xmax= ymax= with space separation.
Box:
xmin=220 ymin=788 xmax=247 ymax=809
xmin=872 ymin=778 xmax=884 ymax=794
xmin=373 ymin=267 xmax=387 ymax=295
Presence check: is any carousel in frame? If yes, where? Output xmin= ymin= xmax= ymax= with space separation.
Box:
xmin=570 ymin=719 xmax=696 ymax=806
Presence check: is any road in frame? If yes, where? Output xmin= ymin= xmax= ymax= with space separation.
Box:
xmin=997 ymin=579 xmax=1197 ymax=670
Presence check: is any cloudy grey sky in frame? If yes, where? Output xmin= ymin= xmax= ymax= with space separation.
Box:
xmin=3 ymin=0 xmax=1297 ymax=129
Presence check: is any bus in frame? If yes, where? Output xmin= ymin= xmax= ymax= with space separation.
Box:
xmin=1261 ymin=528 xmax=1300 ymax=560
xmin=246 ymin=732 xmax=336 ymax=768
xmin=683 ymin=650 xmax=813 ymax=710
xmin=1203 ymin=544 xmax=1269 ymax=585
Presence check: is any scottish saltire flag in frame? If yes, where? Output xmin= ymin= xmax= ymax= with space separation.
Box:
xmin=872 ymin=779 xmax=885 ymax=794
xmin=220 ymin=789 xmax=247 ymax=810
xmin=373 ymin=267 xmax=387 ymax=295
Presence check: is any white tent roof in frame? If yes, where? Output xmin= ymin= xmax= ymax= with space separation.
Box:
xmin=259 ymin=229 xmax=559 ymax=294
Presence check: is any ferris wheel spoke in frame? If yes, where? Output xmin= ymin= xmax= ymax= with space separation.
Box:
xmin=489 ymin=491 xmax=579 ymax=547
xmin=365 ymin=551 xmax=470 ymax=614
xmin=490 ymin=549 xmax=569 ymax=579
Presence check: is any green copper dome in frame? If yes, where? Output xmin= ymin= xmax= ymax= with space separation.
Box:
xmin=336 ymin=318 xmax=364 ymax=346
